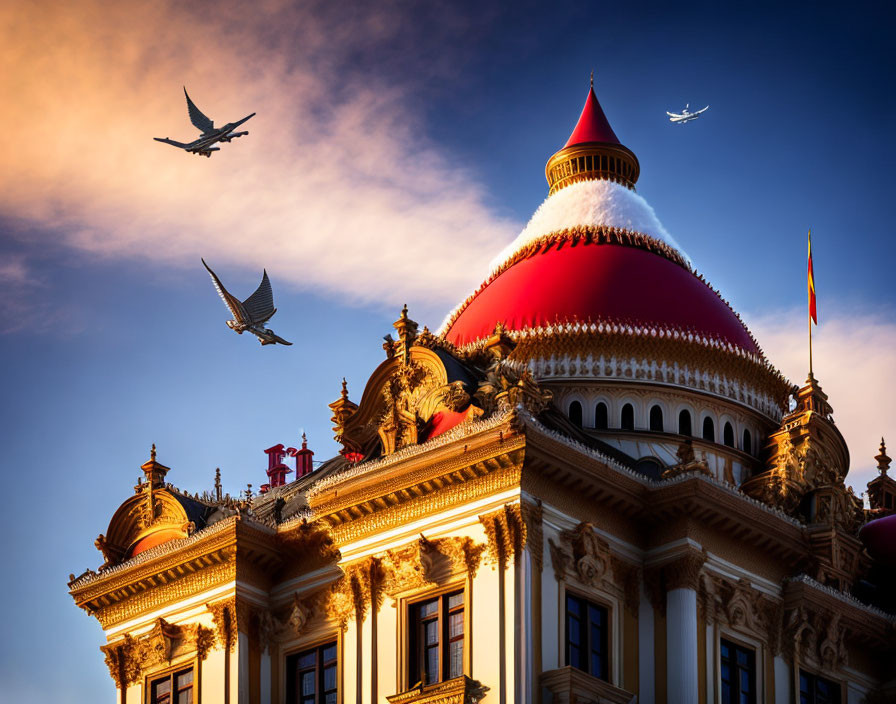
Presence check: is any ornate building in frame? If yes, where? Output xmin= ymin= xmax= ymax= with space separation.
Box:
xmin=70 ymin=81 xmax=896 ymax=704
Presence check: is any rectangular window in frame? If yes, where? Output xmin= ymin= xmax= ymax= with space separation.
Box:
xmin=720 ymin=639 xmax=756 ymax=704
xmin=286 ymin=642 xmax=338 ymax=704
xmin=799 ymin=670 xmax=841 ymax=704
xmin=565 ymin=593 xmax=608 ymax=680
xmin=408 ymin=590 xmax=464 ymax=687
xmin=149 ymin=667 xmax=193 ymax=704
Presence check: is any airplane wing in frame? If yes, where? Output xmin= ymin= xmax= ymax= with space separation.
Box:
xmin=184 ymin=88 xmax=215 ymax=133
xmin=694 ymin=106 xmax=709 ymax=115
xmin=242 ymin=270 xmax=276 ymax=324
xmin=202 ymin=258 xmax=247 ymax=323
xmin=154 ymin=137 xmax=191 ymax=149
xmin=228 ymin=112 xmax=256 ymax=130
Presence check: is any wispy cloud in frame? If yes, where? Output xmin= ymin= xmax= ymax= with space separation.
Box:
xmin=0 ymin=1 xmax=516 ymax=317
xmin=747 ymin=307 xmax=896 ymax=492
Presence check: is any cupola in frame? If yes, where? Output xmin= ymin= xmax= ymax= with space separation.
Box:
xmin=545 ymin=74 xmax=640 ymax=193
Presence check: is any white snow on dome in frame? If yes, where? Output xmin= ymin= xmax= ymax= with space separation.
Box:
xmin=488 ymin=179 xmax=690 ymax=275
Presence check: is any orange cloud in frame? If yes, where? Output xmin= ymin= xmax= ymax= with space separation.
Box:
xmin=0 ymin=1 xmax=516 ymax=313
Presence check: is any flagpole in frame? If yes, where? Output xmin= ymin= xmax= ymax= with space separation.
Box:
xmin=808 ymin=228 xmax=814 ymax=377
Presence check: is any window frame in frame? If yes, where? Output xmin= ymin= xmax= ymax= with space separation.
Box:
xmin=560 ymin=586 xmax=614 ymax=683
xmin=715 ymin=630 xmax=765 ymax=704
xmin=284 ymin=638 xmax=339 ymax=704
xmin=403 ymin=584 xmax=468 ymax=691
xmin=798 ymin=668 xmax=843 ymax=704
xmin=144 ymin=659 xmax=198 ymax=704
xmin=719 ymin=637 xmax=756 ymax=704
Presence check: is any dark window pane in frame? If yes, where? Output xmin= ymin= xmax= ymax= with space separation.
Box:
xmin=569 ymin=401 xmax=583 ymax=427
xmin=595 ymin=403 xmax=608 ymax=429
xmin=649 ymin=405 xmax=664 ymax=431
xmin=621 ymin=404 xmax=634 ymax=430
xmin=322 ymin=644 xmax=337 ymax=662
xmin=325 ymin=694 xmax=337 ymax=704
xmin=449 ymin=611 xmax=463 ymax=638
xmin=447 ymin=592 xmax=463 ymax=610
xmin=425 ymin=619 xmax=439 ymax=645
xmin=449 ymin=640 xmax=463 ymax=678
xmin=588 ymin=604 xmax=603 ymax=627
xmin=568 ymin=644 xmax=581 ymax=668
xmin=566 ymin=595 xmax=580 ymax=616
xmin=426 ymin=647 xmax=439 ymax=684
xmin=176 ymin=691 xmax=192 ymax=704
xmin=154 ymin=680 xmax=171 ymax=695
xmin=298 ymin=652 xmax=316 ymax=669
xmin=567 ymin=618 xmax=580 ymax=645
xmin=703 ymin=417 xmax=715 ymax=441
xmin=324 ymin=665 xmax=336 ymax=691
xmin=302 ymin=671 xmax=316 ymax=696
xmin=721 ymin=643 xmax=730 ymax=659
xmin=419 ymin=599 xmax=438 ymax=618
xmin=679 ymin=410 xmax=692 ymax=435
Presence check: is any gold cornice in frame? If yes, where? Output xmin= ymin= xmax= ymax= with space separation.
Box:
xmin=322 ymin=456 xmax=524 ymax=546
xmin=71 ymin=519 xmax=289 ymax=624
xmin=311 ymin=423 xmax=525 ymax=528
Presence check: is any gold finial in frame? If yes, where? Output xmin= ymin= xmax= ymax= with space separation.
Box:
xmin=302 ymin=431 xmax=308 ymax=449
xmin=150 ymin=443 xmax=157 ymax=462
xmin=340 ymin=377 xmax=349 ymax=399
xmin=590 ymin=70 xmax=594 ymax=89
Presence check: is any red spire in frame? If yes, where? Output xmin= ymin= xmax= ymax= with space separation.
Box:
xmin=563 ymin=77 xmax=620 ymax=148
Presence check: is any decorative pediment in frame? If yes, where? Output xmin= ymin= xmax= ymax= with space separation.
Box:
xmin=324 ymin=537 xmax=487 ymax=630
xmin=548 ymin=521 xmax=641 ymax=614
xmin=100 ymin=617 xmax=215 ymax=688
xmin=330 ymin=343 xmax=481 ymax=461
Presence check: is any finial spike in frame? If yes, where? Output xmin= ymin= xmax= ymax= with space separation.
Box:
xmin=590 ymin=70 xmax=594 ymax=89
xmin=150 ymin=443 xmax=157 ymax=462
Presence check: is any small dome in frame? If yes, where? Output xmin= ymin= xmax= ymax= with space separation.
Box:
xmin=860 ymin=514 xmax=896 ymax=566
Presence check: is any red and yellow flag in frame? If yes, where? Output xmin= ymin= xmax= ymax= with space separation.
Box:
xmin=807 ymin=229 xmax=817 ymax=324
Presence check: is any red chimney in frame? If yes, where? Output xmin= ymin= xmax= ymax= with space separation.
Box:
xmin=263 ymin=444 xmax=293 ymax=488
xmin=289 ymin=433 xmax=314 ymax=478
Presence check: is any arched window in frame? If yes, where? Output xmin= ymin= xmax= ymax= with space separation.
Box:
xmin=569 ymin=400 xmax=583 ymax=428
xmin=649 ymin=405 xmax=664 ymax=432
xmin=595 ymin=402 xmax=608 ymax=429
xmin=723 ymin=422 xmax=735 ymax=447
xmin=743 ymin=429 xmax=752 ymax=455
xmin=702 ymin=417 xmax=715 ymax=442
xmin=678 ymin=410 xmax=692 ymax=436
xmin=621 ymin=403 xmax=635 ymax=430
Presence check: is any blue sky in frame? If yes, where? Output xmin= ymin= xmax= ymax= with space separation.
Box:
xmin=0 ymin=1 xmax=893 ymax=699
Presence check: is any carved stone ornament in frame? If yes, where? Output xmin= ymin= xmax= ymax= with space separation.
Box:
xmin=548 ymin=522 xmax=641 ymax=614
xmin=100 ymin=617 xmax=215 ymax=688
xmin=475 ymin=358 xmax=552 ymax=417
xmin=207 ymin=597 xmax=236 ymax=652
xmin=479 ymin=504 xmax=527 ymax=569
xmin=386 ymin=675 xmax=489 ymax=704
xmin=781 ymin=604 xmax=848 ymax=671
xmin=325 ymin=556 xmax=386 ymax=630
xmin=699 ymin=575 xmax=781 ymax=647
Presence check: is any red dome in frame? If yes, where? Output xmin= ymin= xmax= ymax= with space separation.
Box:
xmin=860 ymin=514 xmax=896 ymax=566
xmin=444 ymin=243 xmax=758 ymax=354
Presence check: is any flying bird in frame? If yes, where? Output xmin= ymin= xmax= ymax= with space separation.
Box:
xmin=155 ymin=88 xmax=256 ymax=157
xmin=202 ymin=259 xmax=292 ymax=346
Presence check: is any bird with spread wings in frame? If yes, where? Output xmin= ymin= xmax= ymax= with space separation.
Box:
xmin=202 ymin=259 xmax=292 ymax=346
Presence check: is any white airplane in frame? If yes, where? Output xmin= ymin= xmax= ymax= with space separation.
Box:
xmin=155 ymin=88 xmax=255 ymax=157
xmin=666 ymin=103 xmax=709 ymax=124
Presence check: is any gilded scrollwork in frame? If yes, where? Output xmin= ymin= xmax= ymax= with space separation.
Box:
xmin=480 ymin=504 xmax=526 ymax=568
xmin=99 ymin=617 xmax=216 ymax=688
